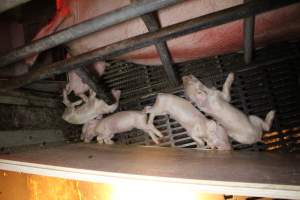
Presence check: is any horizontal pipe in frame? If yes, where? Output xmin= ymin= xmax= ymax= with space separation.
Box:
xmin=0 ymin=0 xmax=32 ymax=14
xmin=0 ymin=0 xmax=183 ymax=68
xmin=0 ymin=0 xmax=299 ymax=91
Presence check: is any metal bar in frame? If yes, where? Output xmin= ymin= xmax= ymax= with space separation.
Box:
xmin=0 ymin=0 xmax=299 ymax=91
xmin=74 ymin=67 xmax=110 ymax=101
xmin=141 ymin=12 xmax=179 ymax=87
xmin=0 ymin=0 xmax=32 ymax=14
xmin=0 ymin=0 xmax=183 ymax=68
xmin=244 ymin=0 xmax=255 ymax=64
xmin=0 ymin=90 xmax=61 ymax=108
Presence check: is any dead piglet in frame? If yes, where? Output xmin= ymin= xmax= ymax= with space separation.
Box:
xmin=62 ymin=88 xmax=121 ymax=124
xmin=182 ymin=73 xmax=275 ymax=144
xmin=94 ymin=111 xmax=163 ymax=145
xmin=144 ymin=93 xmax=231 ymax=150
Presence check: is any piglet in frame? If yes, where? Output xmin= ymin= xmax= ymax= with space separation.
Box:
xmin=62 ymin=88 xmax=121 ymax=124
xmin=89 ymin=111 xmax=164 ymax=145
xmin=81 ymin=116 xmax=102 ymax=143
xmin=144 ymin=93 xmax=231 ymax=150
xmin=182 ymin=73 xmax=275 ymax=144
xmin=66 ymin=61 xmax=107 ymax=102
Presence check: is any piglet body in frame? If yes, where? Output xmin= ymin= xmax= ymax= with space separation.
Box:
xmin=62 ymin=89 xmax=120 ymax=124
xmin=144 ymin=93 xmax=231 ymax=150
xmin=94 ymin=111 xmax=163 ymax=144
xmin=182 ymin=73 xmax=275 ymax=144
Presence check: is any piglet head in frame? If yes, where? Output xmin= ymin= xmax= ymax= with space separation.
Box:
xmin=182 ymin=75 xmax=208 ymax=91
xmin=182 ymin=75 xmax=208 ymax=104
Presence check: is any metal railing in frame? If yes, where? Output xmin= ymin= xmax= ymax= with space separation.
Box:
xmin=0 ymin=0 xmax=299 ymax=91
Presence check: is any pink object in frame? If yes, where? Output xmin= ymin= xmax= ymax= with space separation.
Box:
xmin=144 ymin=93 xmax=232 ymax=150
xmin=93 ymin=111 xmax=163 ymax=144
xmin=62 ymin=88 xmax=121 ymax=124
xmin=29 ymin=0 xmax=300 ymax=65
xmin=66 ymin=61 xmax=106 ymax=101
xmin=56 ymin=0 xmax=300 ymax=65
xmin=182 ymin=73 xmax=276 ymax=144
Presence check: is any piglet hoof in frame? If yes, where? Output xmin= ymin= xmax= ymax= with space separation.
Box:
xmin=153 ymin=138 xmax=160 ymax=145
xmin=227 ymin=72 xmax=234 ymax=83
xmin=111 ymin=89 xmax=121 ymax=101
xmin=267 ymin=110 xmax=276 ymax=121
xmin=83 ymin=139 xmax=90 ymax=143
xmin=104 ymin=138 xmax=114 ymax=145
xmin=97 ymin=136 xmax=104 ymax=144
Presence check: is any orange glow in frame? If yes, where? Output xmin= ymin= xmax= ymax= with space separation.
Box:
xmin=263 ymin=131 xmax=278 ymax=138
xmin=56 ymin=0 xmax=63 ymax=11
xmin=0 ymin=170 xmax=225 ymax=200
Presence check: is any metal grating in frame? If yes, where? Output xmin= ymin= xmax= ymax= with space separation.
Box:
xmin=102 ymin=41 xmax=300 ymax=152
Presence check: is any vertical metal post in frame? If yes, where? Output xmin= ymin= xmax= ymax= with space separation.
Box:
xmin=244 ymin=0 xmax=255 ymax=64
xmin=141 ymin=12 xmax=179 ymax=87
xmin=74 ymin=67 xmax=110 ymax=102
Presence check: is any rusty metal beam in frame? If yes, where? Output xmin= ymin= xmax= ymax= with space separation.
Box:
xmin=141 ymin=12 xmax=179 ymax=87
xmin=0 ymin=0 xmax=298 ymax=91
xmin=0 ymin=0 xmax=183 ymax=68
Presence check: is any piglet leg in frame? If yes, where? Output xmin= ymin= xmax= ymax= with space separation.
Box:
xmin=111 ymin=89 xmax=121 ymax=102
xmin=144 ymin=129 xmax=160 ymax=144
xmin=249 ymin=110 xmax=276 ymax=132
xmin=221 ymin=72 xmax=234 ymax=102
xmin=79 ymin=93 xmax=89 ymax=103
xmin=147 ymin=124 xmax=163 ymax=138
xmin=144 ymin=106 xmax=156 ymax=125
xmin=100 ymin=89 xmax=121 ymax=113
xmin=97 ymin=135 xmax=114 ymax=145
xmin=190 ymin=126 xmax=206 ymax=147
xmin=104 ymin=138 xmax=114 ymax=144
xmin=63 ymin=89 xmax=71 ymax=106
xmin=71 ymin=100 xmax=83 ymax=107
xmin=207 ymin=120 xmax=231 ymax=150
xmin=97 ymin=136 xmax=104 ymax=144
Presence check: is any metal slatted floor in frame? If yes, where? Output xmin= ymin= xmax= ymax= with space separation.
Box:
xmin=101 ymin=41 xmax=300 ymax=152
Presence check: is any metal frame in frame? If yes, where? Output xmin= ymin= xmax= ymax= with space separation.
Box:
xmin=0 ymin=0 xmax=183 ymax=68
xmin=0 ymin=0 xmax=299 ymax=91
xmin=141 ymin=12 xmax=179 ymax=87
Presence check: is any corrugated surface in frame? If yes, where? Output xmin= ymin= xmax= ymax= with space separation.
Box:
xmin=102 ymin=41 xmax=300 ymax=152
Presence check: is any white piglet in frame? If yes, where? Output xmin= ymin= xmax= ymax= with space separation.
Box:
xmin=182 ymin=73 xmax=275 ymax=144
xmin=144 ymin=93 xmax=231 ymax=150
xmin=81 ymin=116 xmax=102 ymax=143
xmin=90 ymin=111 xmax=164 ymax=145
xmin=65 ymin=61 xmax=107 ymax=102
xmin=62 ymin=88 xmax=121 ymax=124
